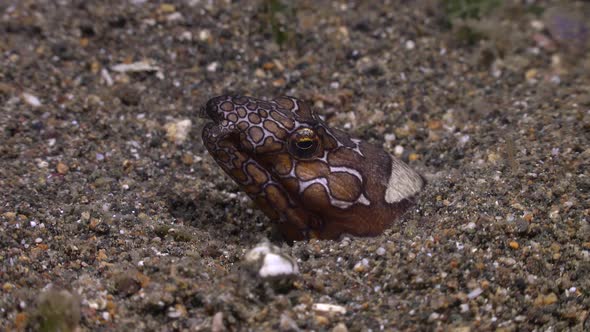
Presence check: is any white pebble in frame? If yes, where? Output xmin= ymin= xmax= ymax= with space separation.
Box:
xmin=167 ymin=307 xmax=182 ymax=318
xmin=207 ymin=62 xmax=218 ymax=72
xmin=167 ymin=12 xmax=183 ymax=22
xmin=353 ymin=258 xmax=369 ymax=272
xmin=312 ymin=303 xmax=346 ymax=315
xmin=244 ymin=242 xmax=299 ymax=279
xmin=530 ymin=20 xmax=544 ymax=30
xmin=405 ymin=40 xmax=415 ymax=50
xmin=467 ymin=287 xmax=483 ymax=299
xmin=22 ymin=93 xmax=42 ymax=107
xmin=179 ymin=31 xmax=193 ymax=41
xmin=199 ymin=29 xmax=211 ymax=41
xmin=458 ymin=135 xmax=470 ymax=146
xmin=258 ymin=253 xmax=297 ymax=278
xmin=111 ymin=61 xmax=160 ymax=73
xmin=35 ymin=238 xmax=43 ymax=243
xmin=394 ymin=145 xmax=404 ymax=156
xmin=376 ymin=247 xmax=386 ymax=256
xmin=428 ymin=312 xmax=440 ymax=321
xmin=165 ymin=119 xmax=192 ymax=145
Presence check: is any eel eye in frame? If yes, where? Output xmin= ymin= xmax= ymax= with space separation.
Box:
xmin=289 ymin=128 xmax=320 ymax=159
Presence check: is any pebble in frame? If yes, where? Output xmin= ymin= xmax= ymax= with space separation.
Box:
xmin=315 ymin=315 xmax=330 ymax=326
xmin=198 ymin=29 xmax=211 ymax=41
xmin=515 ymin=219 xmax=529 ymax=234
xmin=534 ymin=292 xmax=558 ymax=306
xmin=509 ymin=241 xmax=519 ymax=249
xmin=56 ymin=161 xmax=69 ymax=174
xmin=164 ymin=119 xmax=192 ymax=145
xmin=353 ymin=258 xmax=369 ymax=273
xmin=244 ymin=242 xmax=299 ymax=279
xmin=312 ymin=303 xmax=346 ymax=315
xmin=211 ymin=312 xmax=225 ymax=332
xmin=376 ymin=247 xmax=386 ymax=256
xmin=408 ymin=153 xmax=420 ymax=161
xmin=332 ymin=323 xmax=348 ymax=332
xmin=111 ymin=61 xmax=160 ymax=73
xmin=467 ymin=288 xmax=483 ymax=300
xmin=279 ymin=313 xmax=300 ymax=332
xmin=167 ymin=304 xmax=187 ymax=318
xmin=206 ymin=62 xmax=218 ymax=72
xmin=22 ymin=92 xmax=42 ymax=107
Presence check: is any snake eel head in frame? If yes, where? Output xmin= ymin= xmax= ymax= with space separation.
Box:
xmin=202 ymin=95 xmax=424 ymax=241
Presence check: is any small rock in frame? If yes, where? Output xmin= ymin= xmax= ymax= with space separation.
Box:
xmin=111 ymin=61 xmax=161 ymax=73
xmin=384 ymin=133 xmax=396 ymax=144
xmin=198 ymin=29 xmax=211 ymax=41
xmin=244 ymin=241 xmax=299 ymax=279
xmin=315 ymin=315 xmax=330 ymax=326
xmin=211 ymin=312 xmax=225 ymax=332
xmin=114 ymin=273 xmax=141 ymax=297
xmin=509 ymin=241 xmax=519 ymax=249
xmin=279 ymin=313 xmax=300 ymax=332
xmin=312 ymin=303 xmax=346 ymax=315
xmin=167 ymin=304 xmax=187 ymax=318
xmin=22 ymin=92 xmax=42 ymax=107
xmin=498 ymin=257 xmax=516 ymax=266
xmin=332 ymin=323 xmax=348 ymax=332
xmin=428 ymin=312 xmax=441 ymax=321
xmin=467 ymin=287 xmax=483 ymax=300
xmin=116 ymin=86 xmax=141 ymax=106
xmin=353 ymin=258 xmax=369 ymax=273
xmin=159 ymin=3 xmax=176 ymax=13
xmin=515 ymin=219 xmax=529 ymax=234
xmin=165 ymin=119 xmax=192 ymax=145
xmin=207 ymin=62 xmax=218 ymax=72
xmin=56 ymin=162 xmax=69 ymax=175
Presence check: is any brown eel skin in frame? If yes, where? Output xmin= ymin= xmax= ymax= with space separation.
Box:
xmin=201 ymin=95 xmax=424 ymax=241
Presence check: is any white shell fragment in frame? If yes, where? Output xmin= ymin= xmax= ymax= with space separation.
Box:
xmin=22 ymin=92 xmax=42 ymax=107
xmin=244 ymin=241 xmax=299 ymax=279
xmin=111 ymin=61 xmax=161 ymax=73
xmin=312 ymin=303 xmax=347 ymax=315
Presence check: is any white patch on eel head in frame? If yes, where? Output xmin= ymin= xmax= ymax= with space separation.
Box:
xmin=384 ymin=155 xmax=424 ymax=203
